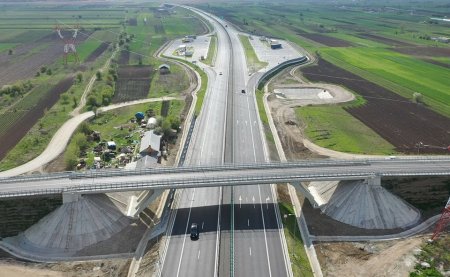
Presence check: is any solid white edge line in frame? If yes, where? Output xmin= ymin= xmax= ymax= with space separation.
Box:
xmin=258 ymin=184 xmax=273 ymax=277
xmin=213 ymin=186 xmax=222 ymax=277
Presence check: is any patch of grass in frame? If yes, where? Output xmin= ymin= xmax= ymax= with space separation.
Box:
xmin=238 ymin=34 xmax=268 ymax=72
xmin=150 ymin=63 xmax=190 ymax=98
xmin=278 ymin=201 xmax=314 ymax=277
xmin=296 ymin=103 xmax=397 ymax=155
xmin=410 ymin=234 xmax=449 ymax=277
xmin=202 ymin=35 xmax=216 ymax=66
xmin=0 ymin=43 xmax=17 ymax=53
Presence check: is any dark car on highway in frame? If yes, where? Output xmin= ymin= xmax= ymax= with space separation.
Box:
xmin=190 ymin=223 xmax=199 ymax=240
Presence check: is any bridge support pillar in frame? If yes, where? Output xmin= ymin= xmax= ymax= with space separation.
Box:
xmin=62 ymin=192 xmax=80 ymax=203
xmin=291 ymin=182 xmax=321 ymax=208
xmin=127 ymin=189 xmax=164 ymax=218
xmin=367 ymin=175 xmax=381 ymax=186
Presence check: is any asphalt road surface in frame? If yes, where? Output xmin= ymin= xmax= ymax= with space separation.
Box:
xmin=161 ymin=7 xmax=291 ymax=277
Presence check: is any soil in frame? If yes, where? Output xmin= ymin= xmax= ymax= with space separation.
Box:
xmin=357 ymin=33 xmax=415 ymax=47
xmin=0 ymin=31 xmax=91 ymax=87
xmin=135 ymin=238 xmax=160 ymax=277
xmin=128 ymin=18 xmax=137 ymax=26
xmin=0 ymin=76 xmax=74 ymax=160
xmin=0 ymin=258 xmax=130 ymax=277
xmin=392 ymin=46 xmax=450 ymax=57
xmin=300 ymin=58 xmax=450 ymax=154
xmin=118 ymin=50 xmax=130 ymax=65
xmin=113 ymin=66 xmax=152 ymax=103
xmin=315 ymin=236 xmax=425 ymax=277
xmin=422 ymin=58 xmax=450 ymax=69
xmin=299 ymin=33 xmax=353 ymax=47
xmin=384 ymin=177 xmax=450 ymax=218
xmin=43 ymin=153 xmax=67 ymax=172
xmin=85 ymin=42 xmax=110 ymax=63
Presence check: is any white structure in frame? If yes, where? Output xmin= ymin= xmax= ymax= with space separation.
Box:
xmin=146 ymin=117 xmax=157 ymax=129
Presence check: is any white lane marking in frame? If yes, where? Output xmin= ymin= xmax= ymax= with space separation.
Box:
xmin=198 ymin=250 xmax=201 ymax=260
xmin=176 ymin=188 xmax=196 ymax=277
xmin=258 ymin=185 xmax=273 ymax=277
xmin=249 ymin=247 xmax=252 ymax=256
xmin=252 ymin=195 xmax=255 ymax=208
xmin=213 ymin=186 xmax=222 ymax=277
xmin=245 ymin=120 xmax=248 ymax=125
xmin=246 ymin=95 xmax=257 ymax=161
xmin=266 ymin=196 xmax=270 ymax=210
xmin=248 ymin=219 xmax=250 ymax=226
xmin=239 ymin=195 xmax=242 ymax=208
xmin=202 ymin=221 xmax=204 ymax=230
xmin=237 ymin=119 xmax=239 ymax=125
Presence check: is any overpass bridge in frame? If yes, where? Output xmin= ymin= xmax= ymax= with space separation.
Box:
xmin=1 ymin=158 xmax=449 ymax=203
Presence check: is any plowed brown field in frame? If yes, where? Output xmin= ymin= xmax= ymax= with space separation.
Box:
xmin=301 ymin=59 xmax=450 ymax=154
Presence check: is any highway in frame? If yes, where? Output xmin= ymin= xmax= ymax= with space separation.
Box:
xmin=1 ymin=159 xmax=450 ymax=197
xmin=2 ymin=6 xmax=449 ymax=277
xmin=160 ymin=8 xmax=229 ymax=277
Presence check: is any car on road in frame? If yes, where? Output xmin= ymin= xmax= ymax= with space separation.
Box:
xmin=241 ymin=89 xmax=246 ymax=94
xmin=190 ymin=223 xmax=199 ymax=240
xmin=219 ymin=72 xmax=222 ymax=75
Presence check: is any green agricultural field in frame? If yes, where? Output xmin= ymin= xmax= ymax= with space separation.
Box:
xmin=0 ymin=43 xmax=17 ymax=53
xmin=126 ymin=7 xmax=205 ymax=65
xmin=320 ymin=47 xmax=450 ymax=116
xmin=296 ymin=105 xmax=396 ymax=155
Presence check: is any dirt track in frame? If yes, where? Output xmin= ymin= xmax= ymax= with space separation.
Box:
xmin=301 ymin=58 xmax=450 ymax=154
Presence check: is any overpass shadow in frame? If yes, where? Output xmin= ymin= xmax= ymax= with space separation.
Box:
xmin=169 ymin=203 xmax=281 ymax=236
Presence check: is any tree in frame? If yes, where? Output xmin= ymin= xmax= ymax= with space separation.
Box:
xmin=76 ymin=72 xmax=83 ymax=83
xmin=72 ymin=96 xmax=78 ymax=108
xmin=96 ymin=71 xmax=102 ymax=81
xmin=8 ymin=49 xmax=13 ymax=55
xmin=61 ymin=93 xmax=69 ymax=104
xmin=92 ymin=106 xmax=98 ymax=117
xmin=87 ymin=96 xmax=98 ymax=107
xmin=40 ymin=66 xmax=47 ymax=73
xmin=46 ymin=68 xmax=52 ymax=75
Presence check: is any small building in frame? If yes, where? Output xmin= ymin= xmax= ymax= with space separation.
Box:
xmin=136 ymin=155 xmax=159 ymax=169
xmin=182 ymin=36 xmax=194 ymax=43
xmin=178 ymin=44 xmax=187 ymax=50
xmin=158 ymin=64 xmax=171 ymax=75
xmin=139 ymin=130 xmax=162 ymax=157
xmin=107 ymin=141 xmax=116 ymax=150
xmin=431 ymin=36 xmax=450 ymax=43
xmin=269 ymin=39 xmax=282 ymax=49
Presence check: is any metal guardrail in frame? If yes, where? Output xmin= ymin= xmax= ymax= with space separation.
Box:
xmin=257 ymin=56 xmax=309 ymax=90
xmin=2 ymin=168 xmax=449 ymax=198
xmin=1 ymin=158 xmax=450 ymax=183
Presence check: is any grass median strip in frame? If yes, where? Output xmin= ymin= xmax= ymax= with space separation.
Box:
xmin=202 ymin=35 xmax=217 ymax=66
xmin=238 ymin=34 xmax=268 ymax=72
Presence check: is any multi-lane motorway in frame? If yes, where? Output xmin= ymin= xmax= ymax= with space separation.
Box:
xmin=161 ymin=7 xmax=290 ymax=277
